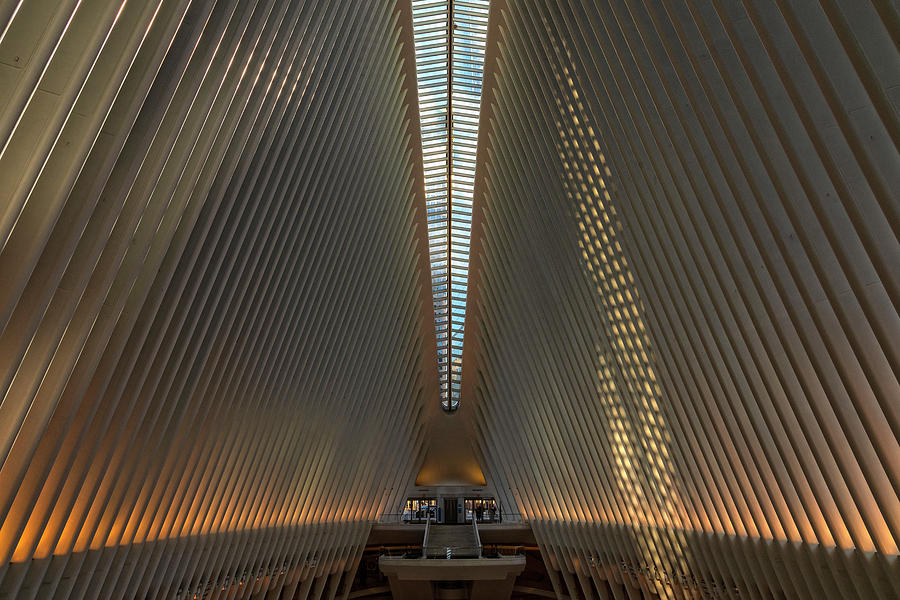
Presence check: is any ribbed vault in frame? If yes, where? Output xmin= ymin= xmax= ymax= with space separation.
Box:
xmin=0 ymin=0 xmax=439 ymax=597
xmin=0 ymin=0 xmax=898 ymax=599
xmin=463 ymin=1 xmax=899 ymax=598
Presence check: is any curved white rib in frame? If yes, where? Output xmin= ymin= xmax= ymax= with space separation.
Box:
xmin=463 ymin=1 xmax=900 ymax=598
xmin=0 ymin=1 xmax=437 ymax=598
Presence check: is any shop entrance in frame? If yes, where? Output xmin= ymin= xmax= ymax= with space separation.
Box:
xmin=402 ymin=498 xmax=436 ymax=523
xmin=464 ymin=498 xmax=498 ymax=523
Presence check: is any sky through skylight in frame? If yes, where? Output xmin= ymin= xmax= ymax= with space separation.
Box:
xmin=412 ymin=0 xmax=489 ymax=411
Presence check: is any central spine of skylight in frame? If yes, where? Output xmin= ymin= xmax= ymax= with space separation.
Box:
xmin=412 ymin=0 xmax=489 ymax=411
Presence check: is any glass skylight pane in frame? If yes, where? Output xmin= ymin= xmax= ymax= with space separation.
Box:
xmin=412 ymin=0 xmax=489 ymax=412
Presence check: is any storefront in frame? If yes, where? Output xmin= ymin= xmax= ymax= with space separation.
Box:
xmin=464 ymin=498 xmax=498 ymax=523
xmin=402 ymin=498 xmax=437 ymax=522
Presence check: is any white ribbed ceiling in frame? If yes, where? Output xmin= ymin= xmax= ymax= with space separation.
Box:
xmin=463 ymin=0 xmax=900 ymax=598
xmin=0 ymin=0 xmax=898 ymax=598
xmin=0 ymin=1 xmax=438 ymax=598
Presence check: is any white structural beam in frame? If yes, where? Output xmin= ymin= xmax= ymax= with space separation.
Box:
xmin=1 ymin=0 xmax=899 ymax=599
xmin=0 ymin=1 xmax=438 ymax=598
xmin=463 ymin=1 xmax=899 ymax=598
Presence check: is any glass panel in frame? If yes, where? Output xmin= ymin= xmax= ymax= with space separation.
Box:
xmin=412 ymin=0 xmax=489 ymax=412
xmin=463 ymin=498 xmax=498 ymax=523
xmin=403 ymin=498 xmax=438 ymax=522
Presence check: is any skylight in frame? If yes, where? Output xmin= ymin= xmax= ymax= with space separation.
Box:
xmin=412 ymin=0 xmax=489 ymax=411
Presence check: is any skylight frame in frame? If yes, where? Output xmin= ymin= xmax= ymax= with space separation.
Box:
xmin=412 ymin=0 xmax=489 ymax=411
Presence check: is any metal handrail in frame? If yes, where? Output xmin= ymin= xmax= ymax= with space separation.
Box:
xmin=472 ymin=514 xmax=482 ymax=557
xmin=480 ymin=544 xmax=526 ymax=557
xmin=422 ymin=512 xmax=433 ymax=550
xmin=380 ymin=545 xmax=426 ymax=558
xmin=375 ymin=513 xmax=404 ymax=523
xmin=497 ymin=512 xmax=528 ymax=523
